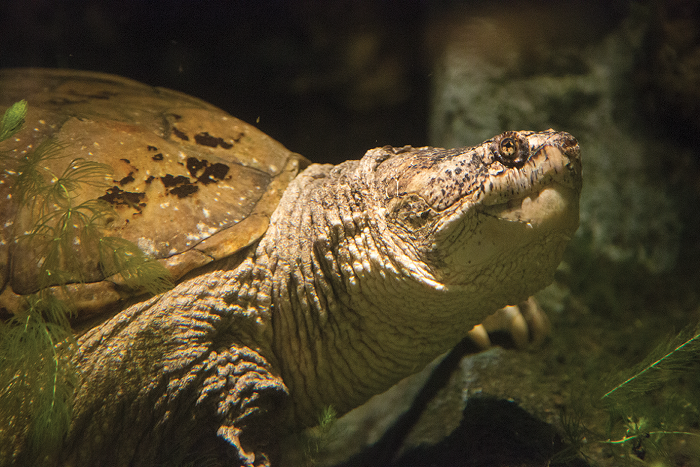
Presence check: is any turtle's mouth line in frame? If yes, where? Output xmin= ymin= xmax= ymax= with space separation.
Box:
xmin=480 ymin=181 xmax=579 ymax=226
xmin=432 ymin=179 xmax=578 ymax=243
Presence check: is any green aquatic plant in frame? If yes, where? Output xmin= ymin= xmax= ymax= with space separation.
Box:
xmin=601 ymin=324 xmax=700 ymax=403
xmin=556 ymin=323 xmax=700 ymax=465
xmin=0 ymin=100 xmax=172 ymax=460
xmin=550 ymin=404 xmax=594 ymax=465
xmin=0 ymin=99 xmax=26 ymax=141
xmin=601 ymin=414 xmax=699 ymax=464
xmin=598 ymin=323 xmax=700 ymax=463
xmin=98 ymin=236 xmax=175 ymax=295
xmin=0 ymin=300 xmax=77 ymax=457
xmin=301 ymin=406 xmax=339 ymax=467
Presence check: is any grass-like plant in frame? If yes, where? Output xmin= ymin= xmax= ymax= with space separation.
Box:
xmin=598 ymin=324 xmax=700 ymax=463
xmin=556 ymin=323 xmax=700 ymax=465
xmin=301 ymin=406 xmax=339 ymax=467
xmin=0 ymin=100 xmax=172 ymax=461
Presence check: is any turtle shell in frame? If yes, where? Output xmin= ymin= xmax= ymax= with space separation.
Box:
xmin=0 ymin=68 xmax=308 ymax=319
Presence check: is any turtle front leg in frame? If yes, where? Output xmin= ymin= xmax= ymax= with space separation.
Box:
xmin=59 ymin=283 xmax=289 ymax=467
xmin=199 ymin=344 xmax=289 ymax=467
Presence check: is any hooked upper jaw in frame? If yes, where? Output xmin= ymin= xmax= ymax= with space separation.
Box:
xmin=478 ymin=134 xmax=582 ymax=229
xmin=375 ymin=130 xmax=580 ymax=216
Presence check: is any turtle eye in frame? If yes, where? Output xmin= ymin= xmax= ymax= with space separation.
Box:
xmin=494 ymin=132 xmax=529 ymax=168
xmin=499 ymin=137 xmax=517 ymax=158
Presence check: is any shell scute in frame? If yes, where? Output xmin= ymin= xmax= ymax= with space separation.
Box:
xmin=0 ymin=68 xmax=307 ymax=317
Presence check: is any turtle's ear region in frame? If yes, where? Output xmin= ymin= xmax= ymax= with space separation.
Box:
xmin=200 ymin=345 xmax=289 ymax=466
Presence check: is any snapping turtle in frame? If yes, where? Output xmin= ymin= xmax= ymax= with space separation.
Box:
xmin=0 ymin=68 xmax=581 ymax=466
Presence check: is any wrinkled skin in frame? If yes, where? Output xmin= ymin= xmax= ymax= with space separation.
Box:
xmin=15 ymin=130 xmax=581 ymax=466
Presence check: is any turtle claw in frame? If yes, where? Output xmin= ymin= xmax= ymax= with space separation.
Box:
xmin=467 ymin=297 xmax=551 ymax=350
xmin=218 ymin=426 xmax=271 ymax=467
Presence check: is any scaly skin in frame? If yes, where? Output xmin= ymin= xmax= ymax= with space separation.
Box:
xmin=34 ymin=130 xmax=580 ymax=467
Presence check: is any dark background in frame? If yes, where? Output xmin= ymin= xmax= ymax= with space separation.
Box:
xmin=0 ymin=0 xmax=435 ymax=164
xmin=0 ymin=0 xmax=629 ymax=165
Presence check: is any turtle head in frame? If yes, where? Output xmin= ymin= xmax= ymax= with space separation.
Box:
xmin=370 ymin=130 xmax=581 ymax=301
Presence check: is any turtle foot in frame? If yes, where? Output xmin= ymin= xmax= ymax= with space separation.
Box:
xmin=467 ymin=296 xmax=551 ymax=350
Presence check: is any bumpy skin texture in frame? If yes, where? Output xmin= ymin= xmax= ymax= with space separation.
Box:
xmin=11 ymin=130 xmax=581 ymax=466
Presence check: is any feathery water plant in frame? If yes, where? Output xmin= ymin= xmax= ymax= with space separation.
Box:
xmin=0 ymin=99 xmax=26 ymax=141
xmin=601 ymin=324 xmax=700 ymax=403
xmin=302 ymin=406 xmax=339 ymax=467
xmin=598 ymin=323 xmax=700 ymax=463
xmin=556 ymin=322 xmax=700 ymax=464
xmin=0 ymin=100 xmax=172 ymax=460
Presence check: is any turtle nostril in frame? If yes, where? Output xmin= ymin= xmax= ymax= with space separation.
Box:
xmin=559 ymin=134 xmax=580 ymax=159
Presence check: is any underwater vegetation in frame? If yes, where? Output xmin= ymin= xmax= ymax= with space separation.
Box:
xmin=302 ymin=406 xmax=339 ymax=467
xmin=0 ymin=100 xmax=172 ymax=461
xmin=557 ymin=323 xmax=700 ymax=466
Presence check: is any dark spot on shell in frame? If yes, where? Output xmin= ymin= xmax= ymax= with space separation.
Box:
xmin=186 ymin=157 xmax=230 ymax=185
xmin=161 ymin=174 xmax=191 ymax=188
xmin=68 ymin=89 xmax=115 ymax=100
xmin=194 ymin=132 xmax=233 ymax=149
xmin=199 ymin=163 xmax=229 ymax=185
xmin=186 ymin=158 xmax=207 ymax=177
xmin=49 ymin=97 xmax=89 ymax=106
xmin=160 ymin=174 xmax=199 ymax=198
xmin=172 ymin=127 xmax=189 ymax=141
xmin=118 ymin=172 xmax=135 ymax=186
xmin=145 ymin=176 xmax=155 ymax=184
xmin=170 ymin=184 xmax=199 ymax=198
xmin=454 ymin=168 xmax=462 ymax=175
xmin=152 ymin=153 xmax=164 ymax=161
xmin=99 ymin=186 xmax=146 ymax=211
xmin=120 ymin=158 xmax=131 ymax=164
xmin=147 ymin=145 xmax=158 ymax=151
